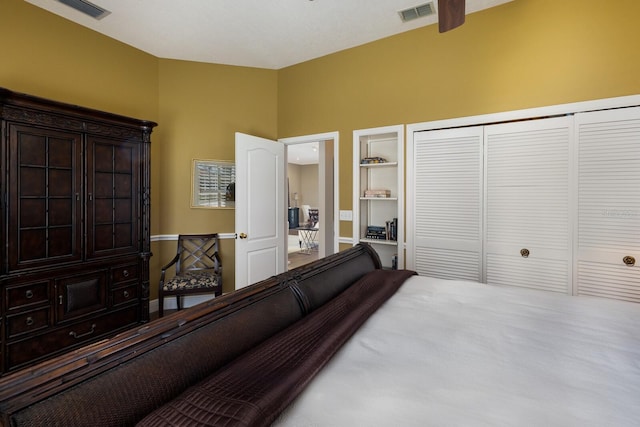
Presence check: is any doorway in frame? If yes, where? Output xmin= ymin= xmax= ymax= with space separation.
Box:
xmin=280 ymin=132 xmax=339 ymax=269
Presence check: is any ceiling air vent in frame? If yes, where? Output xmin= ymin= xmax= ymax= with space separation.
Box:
xmin=399 ymin=2 xmax=435 ymax=23
xmin=56 ymin=0 xmax=111 ymax=20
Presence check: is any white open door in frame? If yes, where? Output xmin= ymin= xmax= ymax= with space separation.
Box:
xmin=235 ymin=132 xmax=286 ymax=289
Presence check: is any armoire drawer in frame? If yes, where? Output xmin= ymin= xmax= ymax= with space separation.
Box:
xmin=5 ymin=280 xmax=49 ymax=311
xmin=5 ymin=304 xmax=139 ymax=371
xmin=111 ymin=263 xmax=139 ymax=286
xmin=111 ymin=283 xmax=138 ymax=307
xmin=6 ymin=307 xmax=50 ymax=339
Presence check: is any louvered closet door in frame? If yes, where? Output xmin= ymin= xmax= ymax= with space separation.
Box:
xmin=484 ymin=116 xmax=572 ymax=293
xmin=413 ymin=127 xmax=483 ymax=281
xmin=575 ymin=107 xmax=640 ymax=303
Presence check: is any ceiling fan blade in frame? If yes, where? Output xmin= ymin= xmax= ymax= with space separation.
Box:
xmin=438 ymin=0 xmax=466 ymax=33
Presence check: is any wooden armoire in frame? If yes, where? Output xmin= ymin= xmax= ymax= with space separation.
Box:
xmin=0 ymin=88 xmax=156 ymax=374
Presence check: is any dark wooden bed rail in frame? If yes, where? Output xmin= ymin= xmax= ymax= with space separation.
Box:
xmin=0 ymin=243 xmax=381 ymax=425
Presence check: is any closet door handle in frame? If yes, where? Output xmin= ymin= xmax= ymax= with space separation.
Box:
xmin=623 ymin=256 xmax=635 ymax=266
xmin=520 ymin=248 xmax=530 ymax=258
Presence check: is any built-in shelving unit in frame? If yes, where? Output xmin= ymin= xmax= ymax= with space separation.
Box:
xmin=353 ymin=125 xmax=404 ymax=269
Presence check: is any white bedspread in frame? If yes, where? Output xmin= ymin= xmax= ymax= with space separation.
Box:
xmin=274 ymin=276 xmax=640 ymax=426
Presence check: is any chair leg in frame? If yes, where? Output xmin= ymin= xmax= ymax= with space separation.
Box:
xmin=176 ymin=295 xmax=182 ymax=311
xmin=159 ymin=296 xmax=164 ymax=318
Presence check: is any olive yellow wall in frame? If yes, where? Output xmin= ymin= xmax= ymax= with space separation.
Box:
xmin=0 ymin=0 xmax=166 ymax=296
xmin=157 ymin=59 xmax=277 ymax=293
xmin=278 ymin=0 xmax=640 ymax=238
xmin=0 ymin=0 xmax=158 ymax=120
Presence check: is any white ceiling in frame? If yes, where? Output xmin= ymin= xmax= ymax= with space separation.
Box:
xmin=288 ymin=142 xmax=320 ymax=165
xmin=26 ymin=0 xmax=513 ymax=70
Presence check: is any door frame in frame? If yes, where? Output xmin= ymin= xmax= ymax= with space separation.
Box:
xmin=279 ymin=131 xmax=339 ymax=256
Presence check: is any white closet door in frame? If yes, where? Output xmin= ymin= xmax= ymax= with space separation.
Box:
xmin=412 ymin=127 xmax=483 ymax=281
xmin=575 ymin=107 xmax=640 ymax=303
xmin=484 ymin=116 xmax=572 ymax=293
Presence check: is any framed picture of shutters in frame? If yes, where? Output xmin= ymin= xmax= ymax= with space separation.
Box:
xmin=191 ymin=159 xmax=236 ymax=208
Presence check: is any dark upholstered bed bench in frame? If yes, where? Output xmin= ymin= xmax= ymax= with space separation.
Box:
xmin=0 ymin=244 xmax=384 ymax=426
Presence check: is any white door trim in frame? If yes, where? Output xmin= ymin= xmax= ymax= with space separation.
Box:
xmin=279 ymin=131 xmax=340 ymax=255
xmin=407 ymin=94 xmax=640 ymax=135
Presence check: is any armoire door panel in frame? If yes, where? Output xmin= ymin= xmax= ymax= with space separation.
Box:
xmin=47 ymin=228 xmax=74 ymax=257
xmin=48 ymin=199 xmax=73 ymax=226
xmin=19 ymin=199 xmax=46 ymax=227
xmin=47 ymin=169 xmax=73 ymax=196
xmin=8 ymin=124 xmax=82 ymax=270
xmin=114 ymin=174 xmax=133 ymax=197
xmin=18 ymin=167 xmax=46 ymax=196
xmin=86 ymin=137 xmax=139 ymax=258
xmin=413 ymin=126 xmax=483 ymax=281
xmin=114 ymin=199 xmax=132 ymax=222
xmin=484 ymin=117 xmax=572 ymax=292
xmin=575 ymin=107 xmax=640 ymax=301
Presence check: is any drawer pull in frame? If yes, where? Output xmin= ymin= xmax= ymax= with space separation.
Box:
xmin=69 ymin=324 xmax=97 ymax=339
xmin=123 ymin=290 xmax=130 ymax=298
xmin=123 ymin=270 xmax=129 ymax=278
xmin=26 ymin=317 xmax=34 ymax=326
xmin=25 ymin=290 xmax=34 ymax=299
xmin=623 ymin=256 xmax=636 ymax=266
xmin=520 ymin=248 xmax=530 ymax=258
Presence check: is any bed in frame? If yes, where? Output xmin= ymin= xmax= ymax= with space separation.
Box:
xmin=274 ymin=275 xmax=640 ymax=426
xmin=0 ymin=245 xmax=638 ymax=426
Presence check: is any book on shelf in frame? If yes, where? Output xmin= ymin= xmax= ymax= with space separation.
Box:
xmin=365 ymin=225 xmax=386 ymax=240
xmin=365 ymin=218 xmax=397 ymax=241
xmin=360 ymin=157 xmax=387 ymax=164
xmin=385 ymin=217 xmax=397 ymax=241
xmin=364 ymin=189 xmax=391 ymax=198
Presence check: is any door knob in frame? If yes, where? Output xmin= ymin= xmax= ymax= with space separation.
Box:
xmin=623 ymin=256 xmax=635 ymax=266
xmin=239 ymin=233 xmax=248 ymax=239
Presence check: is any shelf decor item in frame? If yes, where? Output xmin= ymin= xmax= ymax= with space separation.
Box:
xmin=364 ymin=189 xmax=391 ymax=198
xmin=360 ymin=156 xmax=387 ymax=164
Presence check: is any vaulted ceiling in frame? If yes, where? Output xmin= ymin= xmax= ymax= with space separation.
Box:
xmin=26 ymin=0 xmax=513 ymax=69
